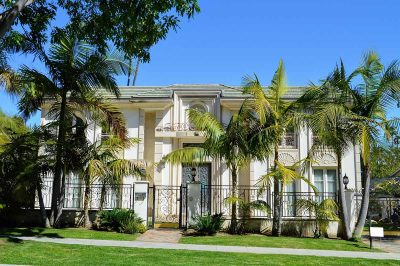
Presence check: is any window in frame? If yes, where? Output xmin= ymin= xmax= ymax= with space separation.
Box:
xmin=186 ymin=102 xmax=207 ymax=130
xmin=327 ymin=170 xmax=337 ymax=193
xmin=313 ymin=169 xmax=337 ymax=203
xmin=190 ymin=103 xmax=207 ymax=113
xmin=313 ymin=169 xmax=324 ymax=193
xmin=313 ymin=169 xmax=337 ymax=193
xmin=314 ymin=169 xmax=337 ymax=193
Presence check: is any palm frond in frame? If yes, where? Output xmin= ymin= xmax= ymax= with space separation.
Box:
xmin=161 ymin=147 xmax=209 ymax=165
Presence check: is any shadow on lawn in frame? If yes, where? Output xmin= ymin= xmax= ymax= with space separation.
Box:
xmin=0 ymin=227 xmax=63 ymax=239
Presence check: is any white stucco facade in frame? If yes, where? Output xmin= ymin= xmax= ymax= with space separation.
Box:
xmin=40 ymin=84 xmax=362 ymax=193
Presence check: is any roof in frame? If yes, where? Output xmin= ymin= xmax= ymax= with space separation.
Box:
xmin=98 ymin=84 xmax=308 ymax=100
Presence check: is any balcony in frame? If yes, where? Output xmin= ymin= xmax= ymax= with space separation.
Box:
xmin=279 ymin=133 xmax=298 ymax=149
xmin=155 ymin=123 xmax=203 ymax=138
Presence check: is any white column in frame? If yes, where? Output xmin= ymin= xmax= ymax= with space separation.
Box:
xmin=345 ymin=190 xmax=357 ymax=233
xmin=134 ymin=182 xmax=149 ymax=225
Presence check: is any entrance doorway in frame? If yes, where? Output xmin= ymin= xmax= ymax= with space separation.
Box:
xmin=182 ymin=163 xmax=211 ymax=187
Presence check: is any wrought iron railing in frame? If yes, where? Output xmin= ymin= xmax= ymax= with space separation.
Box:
xmin=35 ymin=181 xmax=134 ymax=210
xmin=367 ymin=194 xmax=400 ymax=220
xmin=200 ymin=185 xmax=337 ymax=219
xmin=155 ymin=123 xmax=198 ymax=132
xmin=280 ymin=191 xmax=337 ymax=217
xmin=279 ymin=133 xmax=298 ymax=149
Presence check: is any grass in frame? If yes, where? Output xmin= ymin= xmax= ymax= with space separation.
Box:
xmin=0 ymin=227 xmax=138 ymax=241
xmin=0 ymin=238 xmax=397 ymax=266
xmin=180 ymin=234 xmax=379 ymax=252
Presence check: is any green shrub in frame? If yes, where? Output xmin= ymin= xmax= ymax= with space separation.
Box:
xmin=191 ymin=213 xmax=224 ymax=235
xmin=97 ymin=209 xmax=146 ymax=234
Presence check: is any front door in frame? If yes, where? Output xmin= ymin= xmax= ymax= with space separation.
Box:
xmin=182 ymin=163 xmax=211 ymax=187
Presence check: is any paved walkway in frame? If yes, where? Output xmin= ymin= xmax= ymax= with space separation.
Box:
xmin=136 ymin=229 xmax=182 ymax=243
xmin=10 ymin=236 xmax=400 ymax=261
xmin=362 ymin=236 xmax=400 ymax=253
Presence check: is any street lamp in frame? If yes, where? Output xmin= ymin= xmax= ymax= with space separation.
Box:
xmin=343 ymin=173 xmax=349 ymax=190
xmin=191 ymin=167 xmax=197 ymax=182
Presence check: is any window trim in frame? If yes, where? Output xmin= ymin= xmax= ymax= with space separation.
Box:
xmin=312 ymin=168 xmax=337 ymax=194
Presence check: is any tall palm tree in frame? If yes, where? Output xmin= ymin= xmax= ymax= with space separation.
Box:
xmin=8 ymin=32 xmax=129 ymax=226
xmin=79 ymin=135 xmax=146 ymax=228
xmin=161 ymin=107 xmax=260 ymax=233
xmin=242 ymin=60 xmax=305 ymax=236
xmin=350 ymin=52 xmax=400 ymax=238
xmin=297 ymin=63 xmax=360 ymax=240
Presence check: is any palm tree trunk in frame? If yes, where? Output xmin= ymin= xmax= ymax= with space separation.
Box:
xmin=36 ymin=180 xmax=50 ymax=228
xmin=353 ymin=161 xmax=370 ymax=238
xmin=54 ymin=164 xmax=67 ymax=226
xmin=126 ymin=55 xmax=133 ymax=86
xmin=229 ymin=164 xmax=238 ymax=234
xmin=50 ymin=89 xmax=67 ymax=226
xmin=132 ymin=58 xmax=140 ymax=86
xmin=272 ymin=145 xmax=281 ymax=236
xmin=83 ymin=179 xmax=91 ymax=228
xmin=337 ymin=152 xmax=352 ymax=240
xmin=94 ymin=183 xmax=106 ymax=227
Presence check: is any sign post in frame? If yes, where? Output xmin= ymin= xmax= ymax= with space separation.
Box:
xmin=369 ymin=224 xmax=384 ymax=249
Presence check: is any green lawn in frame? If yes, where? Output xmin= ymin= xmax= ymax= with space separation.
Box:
xmin=0 ymin=238 xmax=397 ymax=266
xmin=0 ymin=227 xmax=138 ymax=241
xmin=180 ymin=234 xmax=378 ymax=252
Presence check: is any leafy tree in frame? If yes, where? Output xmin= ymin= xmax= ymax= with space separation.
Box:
xmin=0 ymin=0 xmax=56 ymax=44
xmin=296 ymin=198 xmax=339 ymax=238
xmin=58 ymin=0 xmax=200 ymax=61
xmin=370 ymin=146 xmax=400 ymax=179
xmin=6 ymin=32 xmax=128 ymax=226
xmin=161 ymin=108 xmax=260 ymax=233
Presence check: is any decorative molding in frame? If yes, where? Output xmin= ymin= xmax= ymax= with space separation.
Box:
xmin=277 ymin=152 xmax=297 ymax=166
xmin=315 ymin=153 xmax=337 ymax=166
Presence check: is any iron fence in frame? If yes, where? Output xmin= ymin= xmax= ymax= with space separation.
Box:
xmin=200 ymin=185 xmax=337 ymax=219
xmin=368 ymin=194 xmax=400 ymax=220
xmin=35 ymin=181 xmax=134 ymax=210
xmin=280 ymin=191 xmax=337 ymax=217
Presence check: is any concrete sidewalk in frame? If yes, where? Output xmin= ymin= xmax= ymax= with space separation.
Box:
xmin=10 ymin=236 xmax=400 ymax=261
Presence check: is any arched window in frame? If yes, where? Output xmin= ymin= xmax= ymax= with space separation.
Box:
xmin=190 ymin=103 xmax=207 ymax=113
xmin=186 ymin=102 xmax=208 ymax=130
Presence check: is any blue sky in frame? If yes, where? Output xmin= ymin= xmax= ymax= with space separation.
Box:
xmin=1 ymin=0 xmax=400 ymax=125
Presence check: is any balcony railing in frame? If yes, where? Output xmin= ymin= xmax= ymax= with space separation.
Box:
xmin=156 ymin=123 xmax=198 ymax=132
xmin=279 ymin=133 xmax=298 ymax=149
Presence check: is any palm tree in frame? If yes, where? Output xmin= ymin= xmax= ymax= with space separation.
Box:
xmin=161 ymin=107 xmax=260 ymax=233
xmin=242 ymin=60 xmax=305 ymax=236
xmin=350 ymin=52 xmax=400 ymax=238
xmin=79 ymin=135 xmax=146 ymax=228
xmin=224 ymin=196 xmax=271 ymax=234
xmin=296 ymin=198 xmax=339 ymax=238
xmin=8 ymin=32 xmax=128 ymax=226
xmin=0 ymin=123 xmax=54 ymax=227
xmin=297 ymin=63 xmax=360 ymax=240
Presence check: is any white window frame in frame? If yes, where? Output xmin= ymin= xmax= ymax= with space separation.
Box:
xmin=312 ymin=168 xmax=337 ymax=194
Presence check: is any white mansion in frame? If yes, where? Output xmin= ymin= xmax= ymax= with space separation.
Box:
xmin=40 ymin=84 xmax=362 ymax=231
